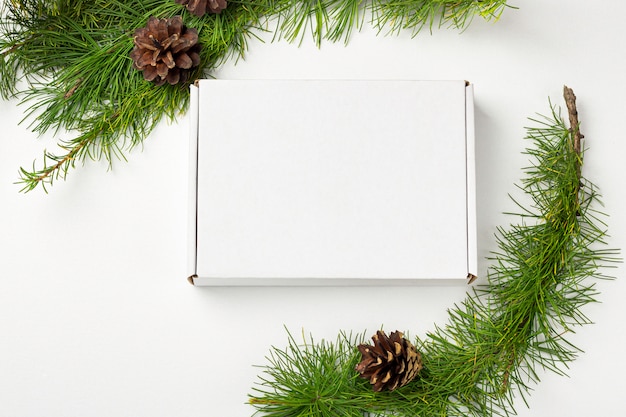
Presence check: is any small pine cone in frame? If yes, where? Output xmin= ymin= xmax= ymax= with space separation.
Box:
xmin=130 ymin=16 xmax=201 ymax=86
xmin=175 ymin=0 xmax=227 ymax=16
xmin=355 ymin=330 xmax=423 ymax=392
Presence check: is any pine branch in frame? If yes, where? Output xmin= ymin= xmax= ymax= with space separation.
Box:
xmin=18 ymin=140 xmax=89 ymax=193
xmin=16 ymin=109 xmax=121 ymax=192
xmin=1 ymin=0 xmax=511 ymax=191
xmin=249 ymin=91 xmax=619 ymax=417
xmin=2 ymin=0 xmax=270 ymax=192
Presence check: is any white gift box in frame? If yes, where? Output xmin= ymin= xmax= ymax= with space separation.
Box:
xmin=187 ymin=79 xmax=476 ymax=286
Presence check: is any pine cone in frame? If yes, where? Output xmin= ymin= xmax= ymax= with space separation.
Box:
xmin=355 ymin=330 xmax=423 ymax=392
xmin=130 ymin=16 xmax=201 ymax=86
xmin=175 ymin=0 xmax=227 ymax=16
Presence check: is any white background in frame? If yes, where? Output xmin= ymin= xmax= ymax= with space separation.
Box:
xmin=1 ymin=1 xmax=625 ymax=416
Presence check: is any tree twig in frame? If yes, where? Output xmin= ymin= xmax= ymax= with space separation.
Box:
xmin=563 ymin=86 xmax=583 ymax=174
xmin=563 ymin=86 xmax=583 ymax=210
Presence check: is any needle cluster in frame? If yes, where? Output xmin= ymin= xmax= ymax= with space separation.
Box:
xmin=248 ymin=93 xmax=619 ymax=416
xmin=0 ymin=0 xmax=508 ymax=191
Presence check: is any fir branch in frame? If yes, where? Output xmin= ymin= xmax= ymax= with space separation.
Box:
xmin=249 ymin=90 xmax=619 ymax=417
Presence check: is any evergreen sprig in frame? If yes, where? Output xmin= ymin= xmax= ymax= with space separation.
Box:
xmin=248 ymin=89 xmax=619 ymax=417
xmin=0 ymin=0 xmax=509 ymax=191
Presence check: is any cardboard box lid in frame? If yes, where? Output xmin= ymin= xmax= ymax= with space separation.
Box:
xmin=188 ymin=80 xmax=476 ymax=286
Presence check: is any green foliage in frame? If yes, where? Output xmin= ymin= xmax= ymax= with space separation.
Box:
xmin=250 ymin=330 xmax=370 ymax=416
xmin=0 ymin=0 xmax=509 ymax=191
xmin=248 ymin=99 xmax=619 ymax=416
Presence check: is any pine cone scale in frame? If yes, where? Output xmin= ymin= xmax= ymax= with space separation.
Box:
xmin=143 ymin=66 xmax=158 ymax=82
xmin=168 ymin=17 xmax=183 ymax=36
xmin=161 ymin=53 xmax=171 ymax=68
xmin=134 ymin=36 xmax=157 ymax=52
xmin=160 ymin=34 xmax=179 ymax=51
xmin=156 ymin=62 xmax=169 ymax=78
xmin=167 ymin=69 xmax=180 ymax=86
xmin=175 ymin=53 xmax=193 ymax=69
xmin=171 ymin=30 xmax=198 ymax=54
xmin=155 ymin=19 xmax=168 ymax=40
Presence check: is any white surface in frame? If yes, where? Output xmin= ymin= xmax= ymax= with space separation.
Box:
xmin=1 ymin=1 xmax=625 ymax=416
xmin=193 ymin=80 xmax=472 ymax=283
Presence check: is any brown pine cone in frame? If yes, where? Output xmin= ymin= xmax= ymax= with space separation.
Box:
xmin=130 ymin=16 xmax=201 ymax=86
xmin=355 ymin=330 xmax=423 ymax=391
xmin=175 ymin=0 xmax=228 ymax=16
